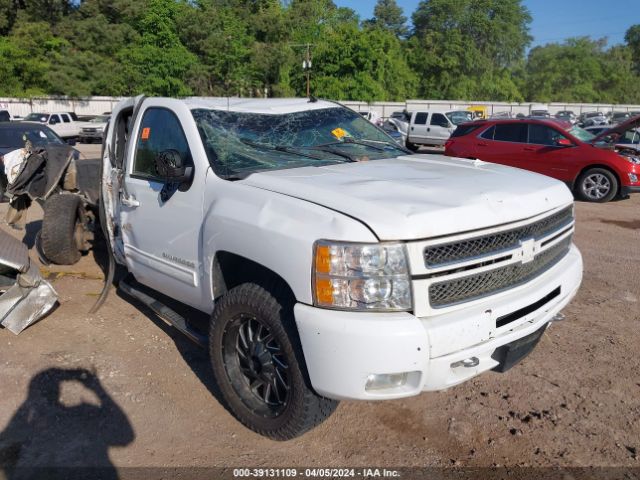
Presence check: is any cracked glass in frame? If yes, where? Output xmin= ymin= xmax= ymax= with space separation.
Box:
xmin=192 ymin=106 xmax=407 ymax=179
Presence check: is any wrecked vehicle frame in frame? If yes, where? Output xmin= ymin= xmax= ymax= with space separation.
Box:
xmin=2 ymin=142 xmax=101 ymax=265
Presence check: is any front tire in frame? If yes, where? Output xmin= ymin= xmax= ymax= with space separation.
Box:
xmin=209 ymin=283 xmax=338 ymax=440
xmin=576 ymin=168 xmax=618 ymax=203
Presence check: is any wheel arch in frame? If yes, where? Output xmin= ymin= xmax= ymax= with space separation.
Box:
xmin=211 ymin=251 xmax=297 ymax=305
xmin=574 ymin=164 xmax=622 ymax=195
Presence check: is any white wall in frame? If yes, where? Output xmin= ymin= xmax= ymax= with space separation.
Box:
xmin=2 ymin=96 xmax=639 ymax=119
xmin=342 ymin=100 xmax=640 ymax=119
xmin=0 ymin=96 xmax=126 ymax=118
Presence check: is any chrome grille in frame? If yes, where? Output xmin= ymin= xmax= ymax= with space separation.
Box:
xmin=429 ymin=236 xmax=572 ymax=308
xmin=424 ymin=206 xmax=573 ymax=267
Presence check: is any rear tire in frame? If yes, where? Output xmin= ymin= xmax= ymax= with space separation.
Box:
xmin=576 ymin=168 xmax=618 ymax=203
xmin=41 ymin=193 xmax=85 ymax=265
xmin=209 ymin=283 xmax=338 ymax=440
xmin=405 ymin=140 xmax=419 ymax=152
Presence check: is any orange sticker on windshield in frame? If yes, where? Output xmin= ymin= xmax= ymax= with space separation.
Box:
xmin=331 ymin=127 xmax=348 ymax=139
xmin=141 ymin=127 xmax=151 ymax=140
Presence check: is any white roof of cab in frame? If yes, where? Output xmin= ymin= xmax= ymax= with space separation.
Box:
xmin=182 ymin=97 xmax=339 ymax=114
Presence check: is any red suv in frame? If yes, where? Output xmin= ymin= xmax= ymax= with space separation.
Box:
xmin=444 ymin=118 xmax=640 ymax=202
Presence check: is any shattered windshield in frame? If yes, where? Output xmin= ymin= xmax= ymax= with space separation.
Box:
xmin=0 ymin=126 xmax=64 ymax=148
xmin=192 ymin=106 xmax=408 ymax=179
xmin=23 ymin=113 xmax=49 ymax=122
xmin=569 ymin=126 xmax=595 ymax=142
xmin=446 ymin=111 xmax=474 ymax=125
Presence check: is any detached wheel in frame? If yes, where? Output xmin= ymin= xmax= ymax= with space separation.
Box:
xmin=576 ymin=168 xmax=618 ymax=203
xmin=41 ymin=194 xmax=86 ymax=265
xmin=209 ymin=283 xmax=338 ymax=440
xmin=405 ymin=140 xmax=419 ymax=152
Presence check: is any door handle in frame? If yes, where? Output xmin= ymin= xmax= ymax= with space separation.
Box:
xmin=523 ymin=147 xmax=536 ymax=151
xmin=476 ymin=142 xmax=488 ymax=147
xmin=121 ymin=194 xmax=140 ymax=208
xmin=411 ymin=126 xmax=414 ymax=131
xmin=427 ymin=128 xmax=430 ymax=132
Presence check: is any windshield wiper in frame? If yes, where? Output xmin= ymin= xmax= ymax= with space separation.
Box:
xmin=240 ymin=139 xmax=326 ymax=161
xmin=241 ymin=138 xmax=356 ymax=162
xmin=319 ymin=138 xmax=385 ymax=151
xmin=318 ymin=137 xmax=413 ymax=155
xmin=303 ymin=145 xmax=357 ymax=162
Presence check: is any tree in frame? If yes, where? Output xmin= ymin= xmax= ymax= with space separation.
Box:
xmin=0 ymin=0 xmax=637 ymax=103
xmin=522 ymin=37 xmax=640 ymax=104
xmin=118 ymin=0 xmax=196 ymax=96
xmin=307 ymin=15 xmax=416 ymax=101
xmin=408 ymin=0 xmax=531 ymax=100
xmin=177 ymin=1 xmax=256 ymax=96
xmin=21 ymin=0 xmax=75 ymax=26
xmin=625 ymin=24 xmax=640 ymax=72
xmin=366 ymin=0 xmax=408 ymax=38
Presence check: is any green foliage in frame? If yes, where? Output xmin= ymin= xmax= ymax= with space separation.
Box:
xmin=522 ymin=37 xmax=640 ymax=104
xmin=366 ymin=0 xmax=408 ymax=38
xmin=0 ymin=0 xmax=638 ymax=103
xmin=409 ymin=0 xmax=531 ymax=101
xmin=625 ymin=24 xmax=640 ymax=73
xmin=117 ymin=0 xmax=197 ymax=96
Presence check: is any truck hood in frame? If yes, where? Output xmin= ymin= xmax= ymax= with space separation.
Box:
xmin=240 ymin=155 xmax=573 ymax=241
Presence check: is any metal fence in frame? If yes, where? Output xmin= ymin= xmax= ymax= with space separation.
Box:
xmin=2 ymin=96 xmax=640 ymax=119
xmin=0 ymin=97 xmax=125 ymax=118
xmin=341 ymin=100 xmax=640 ymax=119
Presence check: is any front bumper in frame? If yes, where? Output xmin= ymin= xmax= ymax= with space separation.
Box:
xmin=79 ymin=132 xmax=104 ymax=141
xmin=294 ymin=245 xmax=582 ymax=400
xmin=621 ymin=185 xmax=640 ymax=196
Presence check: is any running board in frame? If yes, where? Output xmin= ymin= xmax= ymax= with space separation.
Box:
xmin=119 ymin=279 xmax=207 ymax=348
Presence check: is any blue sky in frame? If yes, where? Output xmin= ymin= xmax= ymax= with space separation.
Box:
xmin=334 ymin=0 xmax=640 ymax=48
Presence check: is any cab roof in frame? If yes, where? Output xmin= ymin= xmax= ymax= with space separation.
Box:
xmin=183 ymin=97 xmax=340 ymax=115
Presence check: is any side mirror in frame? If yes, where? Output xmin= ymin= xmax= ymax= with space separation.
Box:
xmin=49 ymin=118 xmax=58 ymax=125
xmin=154 ymin=149 xmax=193 ymax=201
xmin=555 ymin=138 xmax=573 ymax=147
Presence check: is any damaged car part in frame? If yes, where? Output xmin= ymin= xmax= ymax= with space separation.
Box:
xmin=0 ymin=229 xmax=57 ymax=334
xmin=3 ymin=142 xmax=100 ymax=265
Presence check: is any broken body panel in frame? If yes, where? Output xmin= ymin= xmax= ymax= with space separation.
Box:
xmin=0 ymin=229 xmax=57 ymax=334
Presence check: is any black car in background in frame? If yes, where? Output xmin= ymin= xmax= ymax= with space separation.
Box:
xmin=0 ymin=122 xmax=69 ymax=201
xmin=0 ymin=110 xmax=10 ymax=122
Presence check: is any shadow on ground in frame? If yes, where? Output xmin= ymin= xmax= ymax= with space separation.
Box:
xmin=112 ymin=288 xmax=229 ymax=417
xmin=0 ymin=368 xmax=135 ymax=480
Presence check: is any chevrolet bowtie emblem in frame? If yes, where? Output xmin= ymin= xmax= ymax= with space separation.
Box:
xmin=520 ymin=238 xmax=536 ymax=264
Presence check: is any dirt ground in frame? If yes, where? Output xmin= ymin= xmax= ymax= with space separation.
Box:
xmin=1 ymin=143 xmax=639 ymax=474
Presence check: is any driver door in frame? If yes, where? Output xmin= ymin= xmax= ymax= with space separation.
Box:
xmin=120 ymin=103 xmax=208 ymax=309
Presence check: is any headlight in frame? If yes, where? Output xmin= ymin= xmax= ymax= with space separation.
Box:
xmin=619 ymin=152 xmax=640 ymax=165
xmin=313 ymin=241 xmax=412 ymax=311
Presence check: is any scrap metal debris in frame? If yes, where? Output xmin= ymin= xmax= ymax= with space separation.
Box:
xmin=0 ymin=229 xmax=57 ymax=334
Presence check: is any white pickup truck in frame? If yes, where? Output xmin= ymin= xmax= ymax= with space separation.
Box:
xmin=405 ymin=109 xmax=474 ymax=150
xmin=93 ymin=96 xmax=582 ymax=440
xmin=21 ymin=112 xmax=79 ymax=140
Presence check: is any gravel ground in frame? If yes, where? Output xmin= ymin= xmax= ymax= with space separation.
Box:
xmin=0 ymin=144 xmax=638 ymax=475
